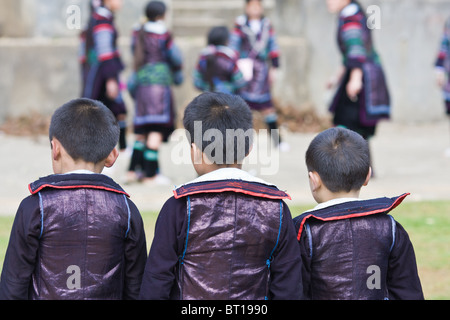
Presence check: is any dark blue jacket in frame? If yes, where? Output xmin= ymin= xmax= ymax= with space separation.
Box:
xmin=293 ymin=194 xmax=424 ymax=300
xmin=0 ymin=174 xmax=147 ymax=300
xmin=140 ymin=170 xmax=303 ymax=300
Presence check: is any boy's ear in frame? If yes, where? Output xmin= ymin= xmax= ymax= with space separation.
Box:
xmin=363 ymin=167 xmax=372 ymax=187
xmin=191 ymin=142 xmax=214 ymax=165
xmin=51 ymin=138 xmax=62 ymax=161
xmin=308 ymin=171 xmax=322 ymax=192
xmin=246 ymin=144 xmax=254 ymax=157
xmin=191 ymin=142 xmax=202 ymax=165
xmin=104 ymin=147 xmax=120 ymax=168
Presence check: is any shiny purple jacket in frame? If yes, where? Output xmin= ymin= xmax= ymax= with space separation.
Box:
xmin=0 ymin=174 xmax=147 ymax=300
xmin=140 ymin=169 xmax=303 ymax=300
xmin=293 ymin=194 xmax=424 ymax=300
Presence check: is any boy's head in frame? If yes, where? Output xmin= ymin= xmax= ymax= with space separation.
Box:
xmin=49 ymin=98 xmax=120 ymax=173
xmin=183 ymin=92 xmax=253 ymax=175
xmin=207 ymin=26 xmax=229 ymax=47
xmin=145 ymin=1 xmax=166 ymax=21
xmin=306 ymin=127 xmax=371 ymax=202
xmin=245 ymin=0 xmax=264 ymax=20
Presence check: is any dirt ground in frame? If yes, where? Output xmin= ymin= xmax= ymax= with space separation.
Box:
xmin=1 ymin=120 xmax=449 ymax=215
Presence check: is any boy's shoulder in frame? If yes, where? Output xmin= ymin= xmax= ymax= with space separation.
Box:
xmin=340 ymin=3 xmax=360 ymax=18
xmin=92 ymin=7 xmax=114 ymax=22
xmin=293 ymin=193 xmax=409 ymax=240
xmin=28 ymin=173 xmax=129 ymax=198
xmin=173 ymin=168 xmax=290 ymax=201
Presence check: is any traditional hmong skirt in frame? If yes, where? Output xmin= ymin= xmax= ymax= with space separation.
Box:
xmin=82 ymin=60 xmax=127 ymax=117
xmin=330 ymin=61 xmax=391 ymax=136
xmin=129 ymin=63 xmax=176 ymax=139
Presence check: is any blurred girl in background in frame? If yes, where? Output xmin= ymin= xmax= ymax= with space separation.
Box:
xmin=127 ymin=1 xmax=183 ymax=184
xmin=230 ymin=0 xmax=288 ymax=151
xmin=80 ymin=0 xmax=128 ymax=151
xmin=435 ymin=17 xmax=450 ymax=157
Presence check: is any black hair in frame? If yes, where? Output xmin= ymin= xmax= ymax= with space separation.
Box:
xmin=207 ymin=26 xmax=229 ymax=46
xmin=305 ymin=127 xmax=370 ymax=193
xmin=205 ymin=26 xmax=230 ymax=91
xmin=49 ymin=98 xmax=120 ymax=164
xmin=183 ymin=92 xmax=253 ymax=164
xmin=145 ymin=1 xmax=166 ymax=21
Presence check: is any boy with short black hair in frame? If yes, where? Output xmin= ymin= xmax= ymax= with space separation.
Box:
xmin=293 ymin=127 xmax=424 ymax=300
xmin=139 ymin=92 xmax=303 ymax=300
xmin=0 ymin=98 xmax=147 ymax=300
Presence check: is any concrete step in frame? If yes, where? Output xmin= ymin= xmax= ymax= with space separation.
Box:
xmin=171 ymin=0 xmax=275 ymax=36
xmin=172 ymin=0 xmax=274 ymax=10
xmin=172 ymin=17 xmax=231 ymax=36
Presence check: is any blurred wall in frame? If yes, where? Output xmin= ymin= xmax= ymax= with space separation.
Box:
xmin=0 ymin=0 xmax=449 ymax=125
xmin=302 ymin=0 xmax=450 ymax=123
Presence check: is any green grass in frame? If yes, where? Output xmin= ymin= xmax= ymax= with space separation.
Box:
xmin=384 ymin=201 xmax=450 ymax=300
xmin=0 ymin=201 xmax=448 ymax=299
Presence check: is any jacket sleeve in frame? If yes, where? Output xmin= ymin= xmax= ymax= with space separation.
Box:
xmin=435 ymin=18 xmax=450 ymax=69
xmin=387 ymin=221 xmax=424 ymax=300
xmin=296 ymin=222 xmax=312 ymax=300
xmin=123 ymin=199 xmax=147 ymax=300
xmin=0 ymin=196 xmax=41 ymax=300
xmin=93 ymin=22 xmax=123 ymax=79
xmin=340 ymin=16 xmax=367 ymax=69
xmin=269 ymin=202 xmax=304 ymax=300
xmin=166 ymin=36 xmax=184 ymax=86
xmin=139 ymin=197 xmax=187 ymax=300
xmin=193 ymin=55 xmax=208 ymax=92
xmin=229 ymin=21 xmax=243 ymax=57
xmin=267 ymin=21 xmax=280 ymax=68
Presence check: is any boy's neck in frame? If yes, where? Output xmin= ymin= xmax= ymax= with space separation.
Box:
xmin=50 ymin=138 xmax=116 ymax=175
xmin=196 ymin=163 xmax=243 ymax=177
xmin=54 ymin=161 xmax=104 ymax=175
xmin=53 ymin=150 xmax=105 ymax=175
xmin=316 ymin=189 xmax=361 ymax=204
xmin=152 ymin=16 xmax=165 ymax=22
